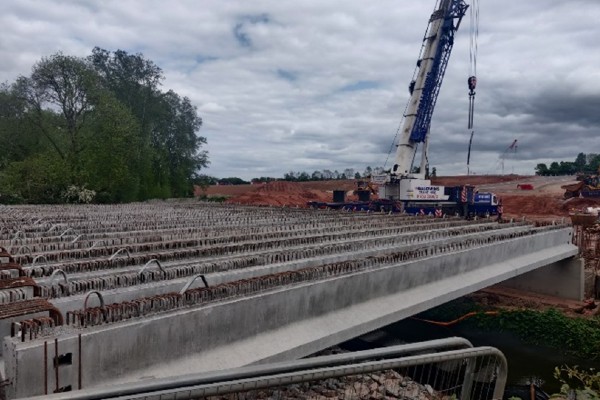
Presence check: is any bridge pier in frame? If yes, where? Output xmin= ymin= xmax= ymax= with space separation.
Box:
xmin=498 ymin=256 xmax=585 ymax=301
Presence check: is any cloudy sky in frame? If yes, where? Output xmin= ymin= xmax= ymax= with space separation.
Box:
xmin=1 ymin=0 xmax=599 ymax=179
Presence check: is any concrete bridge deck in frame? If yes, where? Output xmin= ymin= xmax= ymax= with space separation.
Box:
xmin=0 ymin=202 xmax=581 ymax=398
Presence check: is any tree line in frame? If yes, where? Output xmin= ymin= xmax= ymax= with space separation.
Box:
xmin=0 ymin=48 xmax=208 ymax=204
xmin=535 ymin=153 xmax=600 ymax=176
xmin=196 ymin=166 xmax=438 ymax=186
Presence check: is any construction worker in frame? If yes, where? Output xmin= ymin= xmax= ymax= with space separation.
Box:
xmin=497 ymin=200 xmax=503 ymax=222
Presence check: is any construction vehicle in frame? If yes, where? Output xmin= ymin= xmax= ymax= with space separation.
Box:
xmin=562 ymin=166 xmax=600 ymax=198
xmin=371 ymin=0 xmax=498 ymax=217
xmin=309 ymin=0 xmax=499 ymax=217
xmin=353 ymin=180 xmax=377 ymax=201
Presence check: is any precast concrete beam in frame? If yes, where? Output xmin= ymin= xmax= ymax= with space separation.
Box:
xmin=3 ymin=226 xmax=577 ymax=398
xmin=46 ymin=222 xmax=542 ymax=316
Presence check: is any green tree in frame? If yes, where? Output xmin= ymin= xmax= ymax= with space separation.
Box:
xmin=218 ymin=177 xmax=248 ymax=185
xmin=90 ymin=48 xmax=207 ymax=198
xmin=558 ymin=161 xmax=575 ymax=175
xmin=20 ymin=53 xmax=99 ymax=182
xmin=151 ymin=90 xmax=207 ymax=197
xmin=81 ymin=90 xmax=143 ymax=202
xmin=588 ymin=154 xmax=600 ymax=174
xmin=297 ymin=172 xmax=310 ymax=182
xmin=0 ymin=152 xmax=69 ymax=203
xmin=0 ymin=83 xmax=37 ymax=168
xmin=1 ymin=48 xmax=209 ymax=203
xmin=194 ymin=174 xmax=218 ymax=187
xmin=535 ymin=163 xmax=549 ymax=176
xmin=574 ymin=152 xmax=587 ymax=171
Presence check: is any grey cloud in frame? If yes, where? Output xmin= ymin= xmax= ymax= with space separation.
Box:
xmin=1 ymin=0 xmax=599 ymax=179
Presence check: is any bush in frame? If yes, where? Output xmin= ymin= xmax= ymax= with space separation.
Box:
xmin=0 ymin=192 xmax=24 ymax=204
xmin=554 ymin=365 xmax=599 ymax=399
xmin=198 ymin=194 xmax=228 ymax=203
xmin=62 ymin=185 xmax=96 ymax=204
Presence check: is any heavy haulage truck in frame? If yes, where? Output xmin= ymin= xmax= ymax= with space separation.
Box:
xmin=309 ymin=0 xmax=500 ymax=218
xmin=308 ymin=183 xmax=499 ymax=217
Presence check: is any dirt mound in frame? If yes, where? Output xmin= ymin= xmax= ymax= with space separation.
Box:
xmin=257 ymin=181 xmax=305 ymax=193
xmin=226 ymin=181 xmax=331 ymax=207
xmin=500 ymin=194 xmax=566 ymax=217
xmin=202 ymin=184 xmax=258 ymax=197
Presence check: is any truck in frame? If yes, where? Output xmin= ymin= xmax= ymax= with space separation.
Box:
xmin=309 ymin=0 xmax=500 ymax=218
xmin=308 ymin=184 xmax=499 ymax=217
xmin=562 ymin=168 xmax=600 ymax=199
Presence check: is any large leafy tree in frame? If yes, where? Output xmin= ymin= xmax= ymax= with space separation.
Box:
xmin=0 ymin=83 xmax=34 ymax=168
xmin=18 ymin=53 xmax=99 ymax=181
xmin=0 ymin=48 xmax=208 ymax=204
xmin=89 ymin=47 xmax=208 ymax=198
xmin=80 ymin=90 xmax=143 ymax=202
xmin=151 ymin=90 xmax=207 ymax=196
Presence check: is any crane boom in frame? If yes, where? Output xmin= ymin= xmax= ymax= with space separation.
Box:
xmin=391 ymin=0 xmax=468 ymax=178
xmin=310 ymin=0 xmax=499 ymax=219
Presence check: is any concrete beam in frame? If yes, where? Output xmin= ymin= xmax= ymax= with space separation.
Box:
xmin=3 ymin=227 xmax=577 ymax=398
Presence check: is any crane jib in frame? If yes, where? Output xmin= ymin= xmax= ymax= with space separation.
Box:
xmin=409 ymin=0 xmax=468 ymax=143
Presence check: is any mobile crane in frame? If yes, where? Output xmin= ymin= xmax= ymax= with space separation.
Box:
xmin=309 ymin=0 xmax=499 ymax=217
xmin=372 ymin=0 xmax=499 ymax=217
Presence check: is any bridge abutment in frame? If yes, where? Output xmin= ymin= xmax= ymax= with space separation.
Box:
xmin=498 ymin=256 xmax=585 ymax=301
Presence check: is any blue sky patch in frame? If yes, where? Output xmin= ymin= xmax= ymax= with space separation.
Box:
xmin=277 ymin=69 xmax=297 ymax=82
xmin=195 ymin=54 xmax=217 ymax=64
xmin=233 ymin=14 xmax=270 ymax=48
xmin=340 ymin=80 xmax=379 ymax=92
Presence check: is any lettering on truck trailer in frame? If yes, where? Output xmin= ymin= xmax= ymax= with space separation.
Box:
xmin=474 ymin=193 xmax=491 ymax=202
xmin=415 ymin=186 xmax=445 ymax=200
xmin=474 ymin=192 xmax=498 ymax=205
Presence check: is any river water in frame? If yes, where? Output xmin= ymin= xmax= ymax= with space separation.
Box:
xmin=341 ymin=318 xmax=598 ymax=395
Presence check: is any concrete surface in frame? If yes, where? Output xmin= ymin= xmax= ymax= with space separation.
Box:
xmin=3 ymin=227 xmax=577 ymax=398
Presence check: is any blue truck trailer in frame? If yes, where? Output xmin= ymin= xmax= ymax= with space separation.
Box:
xmin=308 ymin=184 xmax=499 ymax=217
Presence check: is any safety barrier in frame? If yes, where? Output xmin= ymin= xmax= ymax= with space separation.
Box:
xmin=25 ymin=338 xmax=507 ymax=400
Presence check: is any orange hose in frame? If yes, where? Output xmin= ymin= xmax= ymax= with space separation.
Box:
xmin=411 ymin=311 xmax=499 ymax=327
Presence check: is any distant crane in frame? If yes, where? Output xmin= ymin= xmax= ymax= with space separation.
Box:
xmin=498 ymin=139 xmax=518 ymax=174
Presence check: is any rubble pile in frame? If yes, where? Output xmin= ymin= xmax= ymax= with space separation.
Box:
xmin=206 ymin=370 xmax=448 ymax=400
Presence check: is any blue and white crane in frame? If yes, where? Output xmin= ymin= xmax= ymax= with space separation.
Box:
xmin=372 ymin=0 xmax=497 ymax=217
xmin=310 ymin=0 xmax=498 ymax=217
xmin=377 ymin=0 xmax=469 ymax=199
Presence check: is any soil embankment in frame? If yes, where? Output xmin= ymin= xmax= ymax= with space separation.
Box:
xmin=202 ymin=175 xmax=598 ymax=219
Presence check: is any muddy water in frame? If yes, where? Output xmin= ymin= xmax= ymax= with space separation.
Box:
xmin=341 ymin=318 xmax=598 ymax=394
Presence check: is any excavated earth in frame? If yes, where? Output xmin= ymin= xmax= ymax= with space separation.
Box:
xmin=203 ymin=175 xmax=600 ymax=220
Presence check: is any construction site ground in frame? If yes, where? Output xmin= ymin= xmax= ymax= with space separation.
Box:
xmin=203 ymin=175 xmax=595 ymax=219
xmin=202 ymin=174 xmax=600 ymax=315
